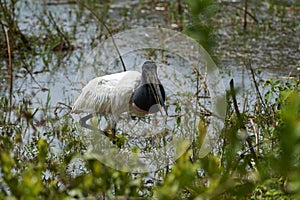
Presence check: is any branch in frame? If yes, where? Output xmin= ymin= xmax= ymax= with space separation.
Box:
xmin=222 ymin=1 xmax=259 ymax=24
xmin=4 ymin=27 xmax=13 ymax=124
xmin=229 ymin=79 xmax=258 ymax=163
xmin=77 ymin=0 xmax=127 ymax=72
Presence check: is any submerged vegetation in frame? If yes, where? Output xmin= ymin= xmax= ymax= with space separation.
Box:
xmin=0 ymin=0 xmax=300 ymax=199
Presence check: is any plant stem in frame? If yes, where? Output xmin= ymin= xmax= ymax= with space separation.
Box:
xmin=77 ymin=0 xmax=127 ymax=72
xmin=243 ymin=0 xmax=248 ymax=31
xmin=4 ymin=28 xmax=13 ymax=124
xmin=229 ymin=79 xmax=257 ymax=164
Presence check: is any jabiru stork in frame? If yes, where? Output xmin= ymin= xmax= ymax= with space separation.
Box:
xmin=72 ymin=60 xmax=167 ymax=138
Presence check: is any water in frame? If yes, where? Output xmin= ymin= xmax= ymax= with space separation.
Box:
xmin=4 ymin=0 xmax=297 ymax=107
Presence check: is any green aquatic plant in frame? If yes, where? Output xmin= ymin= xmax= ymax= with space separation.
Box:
xmin=184 ymin=0 xmax=219 ymax=55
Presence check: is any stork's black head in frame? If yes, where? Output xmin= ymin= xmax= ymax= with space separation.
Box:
xmin=141 ymin=60 xmax=159 ymax=84
xmin=132 ymin=61 xmax=168 ymax=116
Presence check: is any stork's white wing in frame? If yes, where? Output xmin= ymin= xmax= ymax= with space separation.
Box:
xmin=72 ymin=71 xmax=141 ymax=116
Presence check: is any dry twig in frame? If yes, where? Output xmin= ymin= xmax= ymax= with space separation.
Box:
xmin=4 ymin=27 xmax=13 ymax=124
xmin=230 ymin=79 xmax=258 ymax=166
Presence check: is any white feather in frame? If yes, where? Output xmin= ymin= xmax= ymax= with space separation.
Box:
xmin=72 ymin=71 xmax=141 ymax=119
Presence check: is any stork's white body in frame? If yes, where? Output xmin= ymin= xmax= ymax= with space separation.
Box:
xmin=72 ymin=71 xmax=141 ymax=119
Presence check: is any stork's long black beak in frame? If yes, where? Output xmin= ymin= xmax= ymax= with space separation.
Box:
xmin=155 ymin=83 xmax=168 ymax=116
xmin=148 ymin=71 xmax=168 ymax=116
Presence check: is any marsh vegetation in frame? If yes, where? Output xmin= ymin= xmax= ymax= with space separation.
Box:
xmin=0 ymin=0 xmax=299 ymax=199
